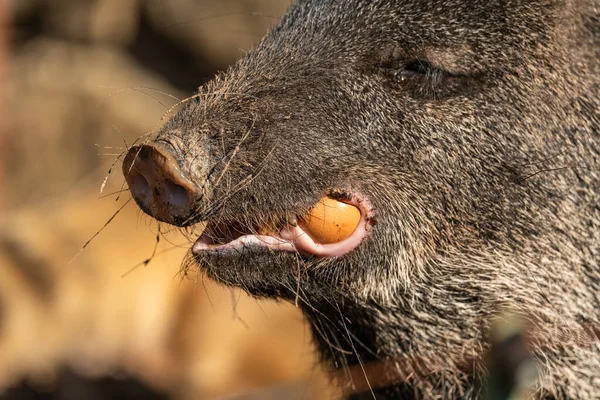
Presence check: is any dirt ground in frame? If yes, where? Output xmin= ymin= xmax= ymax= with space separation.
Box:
xmin=0 ymin=1 xmax=337 ymax=399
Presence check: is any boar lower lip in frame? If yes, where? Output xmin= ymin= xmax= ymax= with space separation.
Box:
xmin=191 ymin=194 xmax=372 ymax=258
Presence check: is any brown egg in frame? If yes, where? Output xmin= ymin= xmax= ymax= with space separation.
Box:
xmin=301 ymin=197 xmax=361 ymax=244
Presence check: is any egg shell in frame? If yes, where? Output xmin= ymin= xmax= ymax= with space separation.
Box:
xmin=301 ymin=197 xmax=361 ymax=244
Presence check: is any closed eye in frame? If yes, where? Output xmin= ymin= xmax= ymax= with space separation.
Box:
xmin=375 ymin=57 xmax=486 ymax=100
xmin=400 ymin=60 xmax=447 ymax=88
xmin=403 ymin=60 xmax=439 ymax=75
xmin=376 ymin=58 xmax=449 ymax=82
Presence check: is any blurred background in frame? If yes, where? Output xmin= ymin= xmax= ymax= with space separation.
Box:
xmin=0 ymin=0 xmax=337 ymax=398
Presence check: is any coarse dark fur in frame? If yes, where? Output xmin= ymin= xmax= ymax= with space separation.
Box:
xmin=129 ymin=0 xmax=600 ymax=398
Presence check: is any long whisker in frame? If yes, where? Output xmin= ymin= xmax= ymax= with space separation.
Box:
xmin=69 ymin=197 xmax=133 ymax=264
xmin=100 ymin=125 xmax=130 ymax=194
xmin=98 ymin=188 xmax=130 ymax=200
xmin=335 ymin=303 xmax=376 ymax=399
xmin=96 ymin=86 xmax=180 ymax=111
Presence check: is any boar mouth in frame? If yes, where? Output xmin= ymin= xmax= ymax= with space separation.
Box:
xmin=192 ymin=194 xmax=372 ymax=258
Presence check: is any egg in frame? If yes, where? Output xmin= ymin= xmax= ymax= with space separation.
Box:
xmin=301 ymin=197 xmax=361 ymax=244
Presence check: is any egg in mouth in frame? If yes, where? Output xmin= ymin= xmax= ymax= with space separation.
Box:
xmin=192 ymin=194 xmax=372 ymax=258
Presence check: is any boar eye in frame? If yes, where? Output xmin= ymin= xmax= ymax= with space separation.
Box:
xmin=377 ymin=58 xmax=447 ymax=85
xmin=376 ymin=57 xmax=484 ymax=100
xmin=399 ymin=59 xmax=449 ymax=83
xmin=403 ymin=60 xmax=439 ymax=75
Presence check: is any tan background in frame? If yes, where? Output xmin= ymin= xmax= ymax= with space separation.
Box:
xmin=0 ymin=1 xmax=337 ymax=398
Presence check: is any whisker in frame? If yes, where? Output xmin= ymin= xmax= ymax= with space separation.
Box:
xmin=335 ymin=303 xmax=376 ymax=399
xmin=97 ymin=188 xmax=129 ymax=200
xmin=96 ymin=86 xmax=179 ymax=111
xmin=100 ymin=125 xmax=130 ymax=194
xmin=121 ymin=225 xmax=162 ymax=278
xmin=69 ymin=197 xmax=133 ymax=264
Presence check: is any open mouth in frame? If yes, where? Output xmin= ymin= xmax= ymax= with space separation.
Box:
xmin=192 ymin=194 xmax=373 ymax=258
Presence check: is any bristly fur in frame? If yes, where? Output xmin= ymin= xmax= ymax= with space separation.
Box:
xmin=140 ymin=0 xmax=600 ymax=398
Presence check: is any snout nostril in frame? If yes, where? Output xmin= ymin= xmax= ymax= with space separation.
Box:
xmin=129 ymin=173 xmax=152 ymax=208
xmin=165 ymin=179 xmax=191 ymax=211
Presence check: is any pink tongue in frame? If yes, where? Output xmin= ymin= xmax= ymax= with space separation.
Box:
xmin=278 ymin=221 xmax=367 ymax=257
